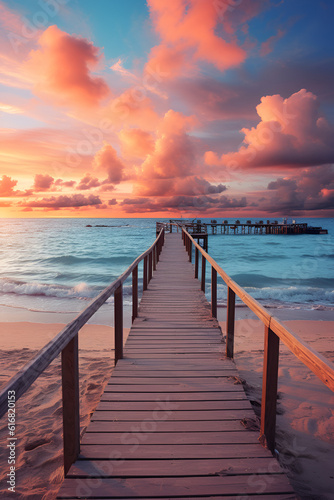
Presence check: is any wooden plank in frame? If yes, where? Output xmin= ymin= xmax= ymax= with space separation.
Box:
xmin=103 ymin=384 xmax=245 ymax=393
xmin=87 ymin=420 xmax=247 ymax=433
xmin=82 ymin=431 xmax=259 ymax=445
xmin=100 ymin=392 xmax=246 ymax=402
xmin=96 ymin=400 xmax=252 ymax=411
xmin=58 ymin=475 xmax=293 ymax=498
xmin=66 ymin=457 xmax=280 ymax=477
xmin=91 ymin=410 xmax=255 ymax=421
xmin=79 ymin=443 xmax=272 ymax=459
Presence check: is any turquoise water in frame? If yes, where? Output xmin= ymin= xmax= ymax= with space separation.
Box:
xmin=0 ymin=217 xmax=332 ymax=323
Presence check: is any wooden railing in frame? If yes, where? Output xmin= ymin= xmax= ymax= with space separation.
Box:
xmin=0 ymin=228 xmax=165 ymax=474
xmin=182 ymin=227 xmax=334 ymax=452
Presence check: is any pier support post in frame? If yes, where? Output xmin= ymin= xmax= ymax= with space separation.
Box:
xmin=114 ymin=284 xmax=123 ymax=363
xmin=195 ymin=247 xmax=199 ymax=279
xmin=226 ymin=287 xmax=235 ymax=358
xmin=211 ymin=267 xmax=217 ymax=318
xmin=143 ymin=256 xmax=148 ymax=290
xmin=260 ymin=326 xmax=279 ymax=452
xmin=188 ymin=241 xmax=192 ymax=262
xmin=201 ymin=254 xmax=206 ymax=292
xmin=132 ymin=266 xmax=138 ymax=322
xmin=61 ymin=334 xmax=80 ymax=475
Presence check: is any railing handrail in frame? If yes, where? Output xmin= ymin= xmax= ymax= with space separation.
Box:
xmin=0 ymin=228 xmax=164 ymax=420
xmin=182 ymin=227 xmax=334 ymax=392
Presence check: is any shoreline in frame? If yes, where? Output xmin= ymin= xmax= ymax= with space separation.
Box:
xmin=0 ymin=300 xmax=333 ymax=328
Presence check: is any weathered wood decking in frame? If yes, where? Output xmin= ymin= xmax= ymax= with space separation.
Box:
xmin=57 ymin=233 xmax=295 ymax=499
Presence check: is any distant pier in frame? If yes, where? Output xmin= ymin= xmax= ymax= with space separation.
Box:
xmin=161 ymin=218 xmax=328 ymax=236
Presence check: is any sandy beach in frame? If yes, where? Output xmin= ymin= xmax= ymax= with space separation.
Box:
xmin=0 ymin=319 xmax=333 ymax=499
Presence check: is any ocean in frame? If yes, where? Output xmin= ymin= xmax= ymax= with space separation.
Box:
xmin=0 ymin=217 xmax=333 ymax=326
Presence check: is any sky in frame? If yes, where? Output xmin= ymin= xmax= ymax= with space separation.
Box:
xmin=0 ymin=0 xmax=333 ymax=218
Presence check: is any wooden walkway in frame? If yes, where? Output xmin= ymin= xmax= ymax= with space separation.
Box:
xmin=57 ymin=234 xmax=295 ymax=499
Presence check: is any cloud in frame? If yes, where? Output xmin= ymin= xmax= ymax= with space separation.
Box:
xmin=120 ymin=193 xmax=247 ymax=213
xmin=135 ymin=175 xmax=226 ymax=197
xmin=146 ymin=0 xmax=246 ymax=78
xmin=22 ymin=193 xmax=103 ymax=209
xmin=261 ymin=165 xmax=334 ymax=213
xmin=33 ymin=173 xmax=54 ymax=191
xmin=206 ymin=89 xmax=334 ymax=170
xmin=0 ymin=175 xmax=18 ymax=196
xmin=0 ymin=175 xmax=32 ymax=197
xmin=54 ymin=179 xmax=76 ymax=188
xmin=108 ymin=88 xmax=160 ymax=130
xmin=260 ymin=29 xmax=285 ymax=56
xmin=119 ymin=128 xmax=155 ymax=158
xmin=93 ymin=144 xmax=125 ymax=184
xmin=25 ymin=25 xmax=110 ymax=108
xmin=77 ymin=174 xmax=101 ymax=190
xmin=140 ymin=110 xmax=198 ymax=181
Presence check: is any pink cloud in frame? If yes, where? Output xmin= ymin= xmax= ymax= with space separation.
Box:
xmin=260 ymin=29 xmax=285 ymax=56
xmin=146 ymin=0 xmax=246 ymax=78
xmin=119 ymin=128 xmax=155 ymax=158
xmin=93 ymin=144 xmax=124 ymax=184
xmin=22 ymin=193 xmax=102 ymax=209
xmin=33 ymin=173 xmax=54 ymax=191
xmin=0 ymin=175 xmax=17 ymax=196
xmin=205 ymin=89 xmax=334 ymax=170
xmin=140 ymin=110 xmax=198 ymax=180
xmin=108 ymin=88 xmax=160 ymax=130
xmin=25 ymin=25 xmax=110 ymax=108
xmin=135 ymin=176 xmax=226 ymax=197
xmin=77 ymin=174 xmax=101 ymax=190
xmin=258 ymin=165 xmax=334 ymax=213
xmin=120 ymin=193 xmax=247 ymax=214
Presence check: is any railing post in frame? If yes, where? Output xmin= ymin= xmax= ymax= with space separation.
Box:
xmin=114 ymin=284 xmax=123 ymax=363
xmin=149 ymin=251 xmax=153 ymax=282
xmin=188 ymin=241 xmax=192 ymax=262
xmin=226 ymin=287 xmax=235 ymax=358
xmin=211 ymin=267 xmax=217 ymax=318
xmin=153 ymin=246 xmax=157 ymax=271
xmin=61 ymin=334 xmax=80 ymax=475
xmin=201 ymin=254 xmax=206 ymax=292
xmin=195 ymin=247 xmax=199 ymax=279
xmin=143 ymin=256 xmax=148 ymax=290
xmin=132 ymin=266 xmax=138 ymax=322
xmin=260 ymin=326 xmax=280 ymax=452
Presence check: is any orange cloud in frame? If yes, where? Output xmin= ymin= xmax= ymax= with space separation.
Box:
xmin=141 ymin=110 xmax=198 ymax=180
xmin=25 ymin=25 xmax=110 ymax=108
xmin=119 ymin=128 xmax=155 ymax=158
xmin=0 ymin=175 xmax=17 ymax=196
xmin=205 ymin=89 xmax=334 ymax=171
xmin=146 ymin=0 xmax=246 ymax=78
xmin=93 ymin=144 xmax=125 ymax=184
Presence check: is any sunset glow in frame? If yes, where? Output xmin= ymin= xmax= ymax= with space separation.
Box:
xmin=0 ymin=0 xmax=333 ymax=218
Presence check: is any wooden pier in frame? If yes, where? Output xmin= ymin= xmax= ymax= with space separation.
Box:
xmin=1 ymin=225 xmax=333 ymax=499
xmin=57 ymin=233 xmax=295 ymax=499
